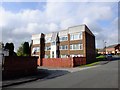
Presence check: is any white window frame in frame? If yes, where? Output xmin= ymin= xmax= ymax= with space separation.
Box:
xmin=70 ymin=54 xmax=83 ymax=57
xmin=45 ymin=55 xmax=49 ymax=58
xmin=61 ymin=54 xmax=67 ymax=58
xmin=59 ymin=36 xmax=68 ymax=41
xmin=33 ymin=39 xmax=40 ymax=44
xmin=70 ymin=32 xmax=82 ymax=41
xmin=32 ymin=47 xmax=40 ymax=54
xmin=60 ymin=45 xmax=68 ymax=50
xmin=70 ymin=44 xmax=83 ymax=50
xmin=45 ymin=37 xmax=51 ymax=43
xmin=45 ymin=46 xmax=51 ymax=51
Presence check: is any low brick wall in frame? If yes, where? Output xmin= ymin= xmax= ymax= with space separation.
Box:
xmin=38 ymin=57 xmax=86 ymax=68
xmin=3 ymin=56 xmax=38 ymax=79
xmin=73 ymin=57 xmax=86 ymax=67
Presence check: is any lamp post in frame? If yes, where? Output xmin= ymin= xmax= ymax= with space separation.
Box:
xmin=104 ymin=41 xmax=106 ymax=55
xmin=103 ymin=40 xmax=107 ymax=55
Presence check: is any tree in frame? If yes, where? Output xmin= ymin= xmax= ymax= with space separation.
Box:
xmin=17 ymin=43 xmax=24 ymax=56
xmin=4 ymin=43 xmax=10 ymax=50
xmin=4 ymin=42 xmax=16 ymax=56
xmin=23 ymin=42 xmax=30 ymax=56
xmin=17 ymin=42 xmax=30 ymax=56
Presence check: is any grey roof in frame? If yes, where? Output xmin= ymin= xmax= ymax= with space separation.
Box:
xmin=98 ymin=49 xmax=104 ymax=52
xmin=106 ymin=44 xmax=120 ymax=48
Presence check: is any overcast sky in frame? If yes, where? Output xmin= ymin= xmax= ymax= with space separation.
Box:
xmin=0 ymin=0 xmax=119 ymax=51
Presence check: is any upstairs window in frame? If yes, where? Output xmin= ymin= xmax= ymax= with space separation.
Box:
xmin=45 ymin=37 xmax=51 ymax=43
xmin=59 ymin=36 xmax=68 ymax=41
xmin=60 ymin=45 xmax=68 ymax=50
xmin=32 ymin=47 xmax=40 ymax=54
xmin=70 ymin=32 xmax=82 ymax=40
xmin=33 ymin=39 xmax=40 ymax=44
xmin=45 ymin=46 xmax=51 ymax=51
xmin=70 ymin=44 xmax=83 ymax=50
xmin=52 ymin=42 xmax=56 ymax=45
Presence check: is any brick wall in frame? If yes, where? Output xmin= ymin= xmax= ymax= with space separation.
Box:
xmin=85 ymin=28 xmax=96 ymax=64
xmin=3 ymin=56 xmax=38 ymax=79
xmin=73 ymin=57 xmax=86 ymax=67
xmin=38 ymin=57 xmax=86 ymax=68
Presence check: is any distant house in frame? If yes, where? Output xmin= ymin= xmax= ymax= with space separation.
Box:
xmin=106 ymin=44 xmax=120 ymax=54
xmin=98 ymin=49 xmax=105 ymax=54
xmin=98 ymin=44 xmax=120 ymax=55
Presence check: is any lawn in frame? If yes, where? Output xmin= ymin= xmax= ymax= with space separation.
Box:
xmin=96 ymin=55 xmax=107 ymax=61
xmin=96 ymin=55 xmax=106 ymax=59
xmin=80 ymin=61 xmax=99 ymax=67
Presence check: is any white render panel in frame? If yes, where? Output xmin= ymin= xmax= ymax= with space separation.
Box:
xmin=32 ymin=34 xmax=41 ymax=40
xmin=45 ymin=33 xmax=52 ymax=38
xmin=33 ymin=39 xmax=40 ymax=45
xmin=59 ymin=29 xmax=68 ymax=36
xmin=50 ymin=45 xmax=57 ymax=58
xmin=69 ymin=25 xmax=85 ymax=34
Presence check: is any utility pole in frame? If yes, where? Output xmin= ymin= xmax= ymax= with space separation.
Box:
xmin=104 ymin=41 xmax=106 ymax=55
xmin=103 ymin=40 xmax=107 ymax=55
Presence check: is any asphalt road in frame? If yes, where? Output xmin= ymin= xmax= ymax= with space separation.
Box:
xmin=6 ymin=60 xmax=118 ymax=88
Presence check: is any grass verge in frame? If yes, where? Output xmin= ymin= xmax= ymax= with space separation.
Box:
xmin=80 ymin=61 xmax=99 ymax=67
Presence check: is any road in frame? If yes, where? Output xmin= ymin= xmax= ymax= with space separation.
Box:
xmin=5 ymin=60 xmax=118 ymax=88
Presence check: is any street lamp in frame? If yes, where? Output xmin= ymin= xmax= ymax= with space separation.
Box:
xmin=104 ymin=41 xmax=106 ymax=55
xmin=103 ymin=40 xmax=107 ymax=55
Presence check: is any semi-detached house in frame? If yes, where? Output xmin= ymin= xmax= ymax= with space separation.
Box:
xmin=31 ymin=24 xmax=96 ymax=64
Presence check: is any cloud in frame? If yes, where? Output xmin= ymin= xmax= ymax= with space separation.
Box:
xmin=1 ymin=2 xmax=118 ymax=51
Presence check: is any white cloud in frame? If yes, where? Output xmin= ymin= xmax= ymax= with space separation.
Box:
xmin=49 ymin=23 xmax=58 ymax=32
xmin=60 ymin=18 xmax=77 ymax=29
xmin=1 ymin=2 xmax=118 ymax=51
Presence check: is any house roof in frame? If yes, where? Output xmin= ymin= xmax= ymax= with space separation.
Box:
xmin=98 ymin=49 xmax=104 ymax=52
xmin=106 ymin=44 xmax=120 ymax=49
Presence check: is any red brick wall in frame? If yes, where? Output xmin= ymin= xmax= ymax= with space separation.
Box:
xmin=73 ymin=57 xmax=86 ymax=67
xmin=42 ymin=58 xmax=73 ymax=68
xmin=38 ymin=57 xmax=86 ymax=68
xmin=3 ymin=56 xmax=38 ymax=79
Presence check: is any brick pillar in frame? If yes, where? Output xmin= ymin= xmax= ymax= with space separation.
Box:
xmin=68 ymin=34 xmax=70 ymax=57
xmin=40 ymin=33 xmax=45 ymax=66
xmin=82 ymin=31 xmax=86 ymax=57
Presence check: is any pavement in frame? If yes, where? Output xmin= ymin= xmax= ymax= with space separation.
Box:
xmin=1 ymin=60 xmax=110 ymax=88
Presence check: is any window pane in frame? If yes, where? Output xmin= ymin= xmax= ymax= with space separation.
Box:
xmin=74 ymin=34 xmax=79 ymax=40
xmin=79 ymin=33 xmax=82 ymax=39
xmin=60 ymin=45 xmax=68 ymax=50
xmin=80 ymin=44 xmax=83 ymax=50
xmin=70 ymin=44 xmax=83 ymax=50
xmin=70 ymin=45 xmax=72 ymax=50
xmin=45 ymin=37 xmax=51 ymax=43
xmin=61 ymin=55 xmax=66 ymax=58
xmin=32 ymin=47 xmax=40 ymax=54
xmin=33 ymin=39 xmax=40 ymax=44
xmin=70 ymin=35 xmax=74 ymax=40
xmin=60 ymin=36 xmax=68 ymax=41
xmin=45 ymin=46 xmax=51 ymax=51
xmin=52 ymin=42 xmax=56 ymax=45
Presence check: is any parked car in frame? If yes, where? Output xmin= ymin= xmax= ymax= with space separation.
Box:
xmin=106 ymin=54 xmax=112 ymax=61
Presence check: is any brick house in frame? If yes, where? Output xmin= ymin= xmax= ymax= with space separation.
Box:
xmin=98 ymin=44 xmax=120 ymax=55
xmin=31 ymin=24 xmax=96 ymax=64
xmin=106 ymin=44 xmax=120 ymax=54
